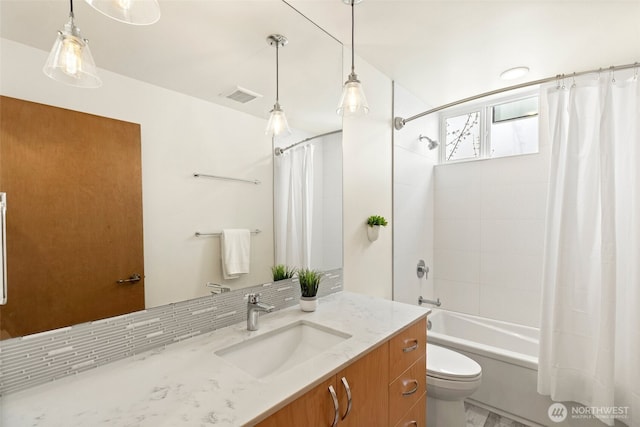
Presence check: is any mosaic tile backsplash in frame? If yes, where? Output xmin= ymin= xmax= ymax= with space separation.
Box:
xmin=0 ymin=269 xmax=343 ymax=395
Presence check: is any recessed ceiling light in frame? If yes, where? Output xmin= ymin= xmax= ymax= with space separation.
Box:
xmin=500 ymin=66 xmax=530 ymax=80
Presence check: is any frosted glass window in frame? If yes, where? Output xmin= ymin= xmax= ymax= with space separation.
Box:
xmin=444 ymin=111 xmax=481 ymax=162
xmin=493 ymin=97 xmax=538 ymax=123
xmin=490 ymin=115 xmax=539 ymax=158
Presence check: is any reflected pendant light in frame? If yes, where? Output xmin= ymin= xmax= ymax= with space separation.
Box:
xmin=43 ymin=0 xmax=102 ymax=88
xmin=84 ymin=0 xmax=161 ymax=25
xmin=265 ymin=34 xmax=292 ymax=137
xmin=337 ymin=0 xmax=369 ymax=116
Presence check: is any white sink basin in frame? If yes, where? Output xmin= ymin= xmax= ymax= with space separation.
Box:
xmin=215 ymin=320 xmax=351 ymax=379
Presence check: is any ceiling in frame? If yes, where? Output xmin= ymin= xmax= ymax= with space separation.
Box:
xmin=2 ymin=0 xmax=639 ymax=125
xmin=289 ymin=0 xmax=640 ymax=109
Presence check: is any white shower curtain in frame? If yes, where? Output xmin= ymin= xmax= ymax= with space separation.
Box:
xmin=538 ymin=71 xmax=640 ymax=426
xmin=274 ymin=144 xmax=314 ymax=268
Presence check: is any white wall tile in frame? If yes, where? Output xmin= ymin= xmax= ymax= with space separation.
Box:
xmin=480 ymin=182 xmax=547 ymax=220
xmin=434 ymin=249 xmax=480 ymax=283
xmin=478 ymin=285 xmax=541 ymax=327
xmin=480 ymin=253 xmax=543 ymax=291
xmin=434 ymin=279 xmax=480 ymax=315
xmin=434 ymin=219 xmax=481 ymax=252
xmin=480 ymin=219 xmax=545 ymax=256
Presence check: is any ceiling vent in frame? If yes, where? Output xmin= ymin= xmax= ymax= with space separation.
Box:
xmin=221 ymin=86 xmax=263 ymax=104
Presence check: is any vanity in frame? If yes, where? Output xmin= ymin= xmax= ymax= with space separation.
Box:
xmin=1 ymin=292 xmax=428 ymax=427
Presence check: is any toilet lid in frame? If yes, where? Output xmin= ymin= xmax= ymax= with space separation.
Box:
xmin=427 ymin=343 xmax=482 ymax=380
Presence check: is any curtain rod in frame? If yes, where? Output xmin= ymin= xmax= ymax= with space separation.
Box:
xmin=394 ymin=62 xmax=639 ymax=130
xmin=274 ymin=129 xmax=342 ymax=156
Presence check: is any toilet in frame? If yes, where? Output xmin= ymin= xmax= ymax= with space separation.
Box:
xmin=426 ymin=343 xmax=482 ymax=427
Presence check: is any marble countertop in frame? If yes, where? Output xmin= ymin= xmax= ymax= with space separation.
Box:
xmin=1 ymin=292 xmax=429 ymax=427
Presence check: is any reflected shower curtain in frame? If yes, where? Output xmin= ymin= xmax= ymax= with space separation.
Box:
xmin=274 ymin=145 xmax=314 ymax=269
xmin=538 ymin=71 xmax=640 ymax=427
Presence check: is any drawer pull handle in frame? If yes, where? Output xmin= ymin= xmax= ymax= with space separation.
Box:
xmin=340 ymin=377 xmax=353 ymax=420
xmin=405 ymin=422 xmax=418 ymax=427
xmin=402 ymin=339 xmax=419 ymax=353
xmin=402 ymin=379 xmax=419 ymax=396
xmin=328 ymin=385 xmax=339 ymax=427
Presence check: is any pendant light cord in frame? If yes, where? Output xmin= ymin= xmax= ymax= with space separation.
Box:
xmin=275 ymin=42 xmax=280 ymax=103
xmin=351 ymin=0 xmax=355 ymax=74
xmin=69 ymin=0 xmax=74 ymax=17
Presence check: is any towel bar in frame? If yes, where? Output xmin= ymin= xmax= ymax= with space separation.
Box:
xmin=195 ymin=229 xmax=261 ymax=237
xmin=193 ymin=173 xmax=260 ymax=185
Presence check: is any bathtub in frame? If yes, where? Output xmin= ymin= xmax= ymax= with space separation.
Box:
xmin=427 ymin=309 xmax=606 ymax=427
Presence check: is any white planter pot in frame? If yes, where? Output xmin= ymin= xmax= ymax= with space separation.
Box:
xmin=299 ymin=296 xmax=318 ymax=312
xmin=367 ymin=225 xmax=380 ymax=242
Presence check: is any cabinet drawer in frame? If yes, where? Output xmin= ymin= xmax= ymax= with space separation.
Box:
xmin=393 ymin=392 xmax=426 ymax=427
xmin=389 ymin=318 xmax=426 ymax=381
xmin=388 ymin=355 xmax=426 ymax=424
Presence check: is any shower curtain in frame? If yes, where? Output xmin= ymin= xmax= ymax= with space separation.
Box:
xmin=538 ymin=70 xmax=639 ymax=427
xmin=274 ymin=144 xmax=314 ymax=269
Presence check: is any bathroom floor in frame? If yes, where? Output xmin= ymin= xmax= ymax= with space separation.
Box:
xmin=465 ymin=402 xmax=529 ymax=427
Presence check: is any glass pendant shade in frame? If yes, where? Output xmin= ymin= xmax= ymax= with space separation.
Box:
xmin=266 ymin=103 xmax=291 ymax=137
xmin=43 ymin=17 xmax=101 ymax=88
xmin=337 ymin=73 xmax=369 ymax=116
xmin=84 ymin=0 xmax=160 ymax=25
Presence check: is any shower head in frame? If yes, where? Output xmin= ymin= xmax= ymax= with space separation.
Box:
xmin=419 ymin=134 xmax=438 ymax=150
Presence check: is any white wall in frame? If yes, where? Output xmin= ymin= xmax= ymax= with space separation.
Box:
xmin=1 ymin=39 xmax=274 ymax=308
xmin=392 ymin=83 xmax=437 ymax=306
xmin=434 ymin=144 xmax=550 ymax=327
xmin=342 ymin=51 xmax=393 ymax=299
xmin=320 ymin=132 xmax=343 ymax=271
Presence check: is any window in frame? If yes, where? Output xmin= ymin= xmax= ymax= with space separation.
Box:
xmin=440 ymin=94 xmax=539 ymax=163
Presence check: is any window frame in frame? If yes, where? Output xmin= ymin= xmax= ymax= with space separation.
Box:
xmin=439 ymin=90 xmax=539 ymax=164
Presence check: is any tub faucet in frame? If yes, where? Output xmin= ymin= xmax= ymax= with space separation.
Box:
xmin=419 ymin=296 xmax=441 ymax=307
xmin=247 ymin=293 xmax=275 ymax=331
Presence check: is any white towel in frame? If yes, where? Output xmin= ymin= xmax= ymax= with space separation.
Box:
xmin=221 ymin=229 xmax=251 ymax=280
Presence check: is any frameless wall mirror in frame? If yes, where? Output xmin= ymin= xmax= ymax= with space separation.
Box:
xmin=0 ymin=0 xmax=343 ymax=339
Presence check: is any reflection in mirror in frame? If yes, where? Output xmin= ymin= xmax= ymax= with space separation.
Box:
xmin=0 ymin=1 xmax=342 ymax=339
xmin=274 ymin=130 xmax=343 ymax=271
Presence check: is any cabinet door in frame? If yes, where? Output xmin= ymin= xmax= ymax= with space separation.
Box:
xmin=337 ymin=343 xmax=389 ymax=427
xmin=256 ymin=377 xmax=338 ymax=427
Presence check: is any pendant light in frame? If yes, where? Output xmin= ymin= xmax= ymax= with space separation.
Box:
xmin=265 ymin=34 xmax=291 ymax=137
xmin=337 ymin=0 xmax=368 ymax=116
xmin=84 ymin=0 xmax=161 ymax=26
xmin=43 ymin=0 xmax=101 ymax=88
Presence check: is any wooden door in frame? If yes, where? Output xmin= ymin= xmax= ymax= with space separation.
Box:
xmin=255 ymin=376 xmax=338 ymax=427
xmin=0 ymin=96 xmax=144 ymax=339
xmin=337 ymin=343 xmax=389 ymax=427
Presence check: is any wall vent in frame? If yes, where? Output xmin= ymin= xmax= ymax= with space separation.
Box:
xmin=221 ymin=86 xmax=263 ymax=104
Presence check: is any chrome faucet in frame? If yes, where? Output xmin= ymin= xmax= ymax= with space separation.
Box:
xmin=418 ymin=296 xmax=441 ymax=307
xmin=247 ymin=293 xmax=275 ymax=331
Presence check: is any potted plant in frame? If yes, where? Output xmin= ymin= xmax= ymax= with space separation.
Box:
xmin=366 ymin=215 xmax=388 ymax=242
xmin=271 ymin=264 xmax=296 ymax=282
xmin=297 ymin=268 xmax=322 ymax=312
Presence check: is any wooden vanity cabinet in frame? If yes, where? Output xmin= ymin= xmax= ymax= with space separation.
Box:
xmin=389 ymin=318 xmax=427 ymax=427
xmin=255 ymin=317 xmax=426 ymax=427
xmin=255 ymin=343 xmax=388 ymax=427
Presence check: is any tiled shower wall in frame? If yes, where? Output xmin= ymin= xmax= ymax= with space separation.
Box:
xmin=0 ymin=269 xmax=343 ymax=395
xmin=434 ymin=147 xmax=549 ymax=327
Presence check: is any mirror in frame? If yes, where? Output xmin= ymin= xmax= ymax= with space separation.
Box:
xmin=0 ymin=0 xmax=343 ymax=338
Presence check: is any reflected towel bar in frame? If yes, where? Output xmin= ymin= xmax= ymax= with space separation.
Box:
xmin=195 ymin=229 xmax=261 ymax=237
xmin=193 ymin=173 xmax=260 ymax=185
